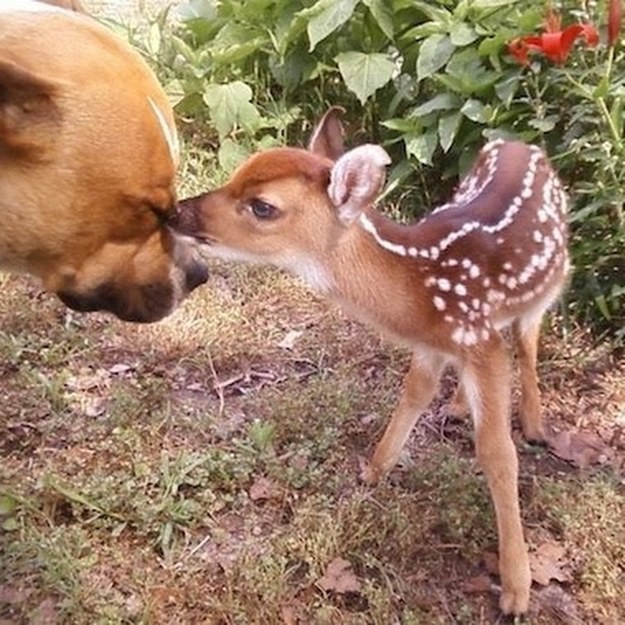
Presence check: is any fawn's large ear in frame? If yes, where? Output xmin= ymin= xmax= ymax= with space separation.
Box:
xmin=307 ymin=106 xmax=345 ymax=161
xmin=0 ymin=59 xmax=62 ymax=157
xmin=328 ymin=144 xmax=391 ymax=226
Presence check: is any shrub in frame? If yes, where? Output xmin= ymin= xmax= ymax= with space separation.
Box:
xmin=124 ymin=0 xmax=624 ymax=337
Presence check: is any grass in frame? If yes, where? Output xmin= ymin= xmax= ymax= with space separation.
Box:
xmin=0 ymin=259 xmax=624 ymax=624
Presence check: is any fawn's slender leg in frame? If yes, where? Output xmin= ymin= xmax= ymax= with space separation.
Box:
xmin=512 ymin=318 xmax=545 ymax=442
xmin=448 ymin=377 xmax=469 ymax=416
xmin=363 ymin=350 xmax=446 ymax=485
xmin=463 ymin=335 xmax=531 ymax=615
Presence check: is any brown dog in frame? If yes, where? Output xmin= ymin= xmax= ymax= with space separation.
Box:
xmin=0 ymin=0 xmax=207 ymax=322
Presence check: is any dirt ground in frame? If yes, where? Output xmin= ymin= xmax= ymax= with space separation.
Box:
xmin=0 ymin=266 xmax=623 ymax=624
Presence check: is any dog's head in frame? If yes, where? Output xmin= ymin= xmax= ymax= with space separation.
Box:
xmin=0 ymin=3 xmax=207 ymax=322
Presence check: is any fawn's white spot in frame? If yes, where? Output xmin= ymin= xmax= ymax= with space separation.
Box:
xmin=433 ymin=296 xmax=447 ymax=311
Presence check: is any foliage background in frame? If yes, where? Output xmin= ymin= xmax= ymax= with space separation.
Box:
xmin=121 ymin=0 xmax=624 ymax=338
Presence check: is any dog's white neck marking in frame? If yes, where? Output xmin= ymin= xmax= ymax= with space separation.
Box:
xmin=148 ymin=97 xmax=180 ymax=168
xmin=0 ymin=0 xmax=67 ymax=13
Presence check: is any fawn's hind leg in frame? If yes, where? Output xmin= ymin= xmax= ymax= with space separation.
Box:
xmin=512 ymin=317 xmax=545 ymax=442
xmin=463 ymin=334 xmax=531 ymax=615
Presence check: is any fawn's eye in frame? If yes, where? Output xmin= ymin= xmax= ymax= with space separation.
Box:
xmin=249 ymin=198 xmax=279 ymax=220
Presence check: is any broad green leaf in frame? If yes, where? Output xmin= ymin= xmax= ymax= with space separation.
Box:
xmin=411 ymin=93 xmax=459 ymax=117
xmin=203 ymin=81 xmax=261 ymax=138
xmin=453 ymin=0 xmax=471 ymax=20
xmin=495 ymin=74 xmax=521 ymax=105
xmin=472 ymin=0 xmax=523 ymax=8
xmin=381 ymin=118 xmax=421 ymax=133
xmin=450 ymin=22 xmax=477 ymax=47
xmin=438 ymin=111 xmax=462 ymax=152
xmin=363 ymin=0 xmax=394 ymax=40
xmin=177 ymin=0 xmax=217 ymax=21
xmin=402 ymin=22 xmax=446 ymax=41
xmin=218 ymin=138 xmax=250 ymax=172
xmin=417 ymin=34 xmax=455 ymax=81
xmin=163 ymin=79 xmax=187 ymax=108
xmin=478 ymin=34 xmax=505 ymax=57
xmin=271 ymin=47 xmax=318 ymax=91
xmin=209 ymin=22 xmax=266 ymax=65
xmin=211 ymin=38 xmax=266 ymax=65
xmin=445 ymin=48 xmax=498 ymax=96
xmin=145 ymin=22 xmax=162 ymax=56
xmin=529 ymin=117 xmax=558 ymax=133
xmin=305 ymin=0 xmax=359 ymax=52
xmin=409 ymin=1 xmax=452 ymax=24
xmin=171 ymin=35 xmax=200 ymax=63
xmin=336 ymin=51 xmax=395 ymax=105
xmin=0 ymin=494 xmax=16 ymax=515
xmin=1 ymin=517 xmax=18 ymax=531
xmin=405 ymin=129 xmax=438 ymax=165
xmin=460 ymin=99 xmax=490 ymax=123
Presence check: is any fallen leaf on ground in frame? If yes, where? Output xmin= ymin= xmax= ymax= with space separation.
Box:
xmin=546 ymin=429 xmax=610 ymax=468
xmin=280 ymin=604 xmax=298 ymax=625
xmin=30 ymin=598 xmax=58 ymax=625
xmin=317 ymin=557 xmax=361 ymax=594
xmin=278 ymin=330 xmax=303 ymax=350
xmin=108 ymin=363 xmax=133 ymax=375
xmin=529 ymin=540 xmax=570 ymax=586
xmin=533 ymin=583 xmax=582 ymax=623
xmin=249 ymin=476 xmax=278 ymax=502
xmin=461 ymin=573 xmax=493 ymax=593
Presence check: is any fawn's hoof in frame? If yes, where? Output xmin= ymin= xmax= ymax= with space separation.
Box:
xmin=499 ymin=563 xmax=531 ymax=616
xmin=359 ymin=462 xmax=383 ymax=486
xmin=499 ymin=585 xmax=530 ymax=616
xmin=523 ymin=426 xmax=546 ymax=446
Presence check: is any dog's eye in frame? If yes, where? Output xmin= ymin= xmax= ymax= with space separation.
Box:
xmin=249 ymin=198 xmax=278 ymax=220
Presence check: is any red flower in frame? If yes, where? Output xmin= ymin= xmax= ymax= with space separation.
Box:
xmin=508 ymin=9 xmax=599 ymax=65
xmin=608 ymin=0 xmax=622 ymax=47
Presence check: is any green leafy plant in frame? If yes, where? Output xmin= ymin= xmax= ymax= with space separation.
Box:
xmin=503 ymin=0 xmax=625 ymax=334
xmin=122 ymin=0 xmax=624 ymax=336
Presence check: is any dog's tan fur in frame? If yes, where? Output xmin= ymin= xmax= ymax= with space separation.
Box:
xmin=0 ymin=0 xmax=207 ymax=322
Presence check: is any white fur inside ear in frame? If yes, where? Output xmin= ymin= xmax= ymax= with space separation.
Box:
xmin=328 ymin=144 xmax=391 ymax=225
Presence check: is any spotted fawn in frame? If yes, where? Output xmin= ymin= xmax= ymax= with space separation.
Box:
xmin=180 ymin=107 xmax=570 ymax=615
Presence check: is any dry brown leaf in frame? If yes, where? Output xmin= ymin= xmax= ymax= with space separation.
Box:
xmin=529 ymin=541 xmax=570 ymax=586
xmin=280 ymin=604 xmax=298 ymax=625
xmin=461 ymin=573 xmax=494 ymax=594
xmin=317 ymin=557 xmax=361 ymax=594
xmin=108 ymin=363 xmax=133 ymax=375
xmin=30 ymin=598 xmax=58 ymax=625
xmin=278 ymin=330 xmax=303 ymax=350
xmin=534 ymin=584 xmax=582 ymax=623
xmin=249 ymin=476 xmax=277 ymax=502
xmin=546 ymin=429 xmax=610 ymax=469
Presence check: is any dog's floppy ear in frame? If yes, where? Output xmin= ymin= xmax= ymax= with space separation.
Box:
xmin=0 ymin=60 xmax=62 ymax=158
xmin=307 ymin=106 xmax=345 ymax=161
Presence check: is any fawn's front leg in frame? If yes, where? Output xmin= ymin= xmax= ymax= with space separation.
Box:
xmin=463 ymin=335 xmax=531 ymax=615
xmin=362 ymin=350 xmax=446 ymax=485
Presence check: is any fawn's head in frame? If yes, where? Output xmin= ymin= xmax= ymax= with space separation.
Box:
xmin=178 ymin=108 xmax=390 ymax=285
